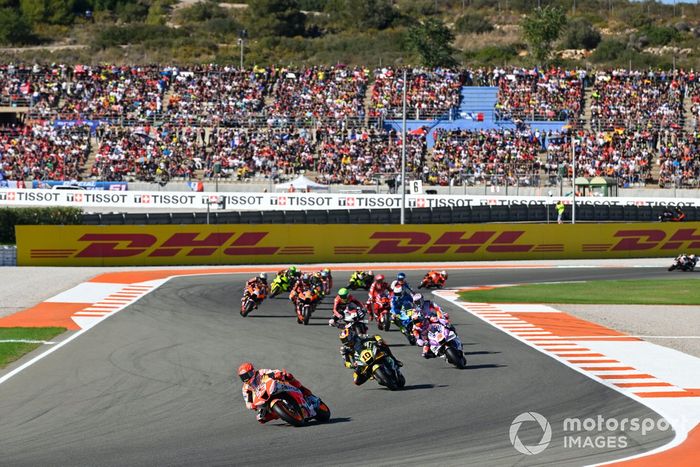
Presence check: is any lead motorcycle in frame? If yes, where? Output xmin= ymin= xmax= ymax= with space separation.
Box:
xmin=353 ymin=339 xmax=406 ymax=391
xmin=668 ymin=254 xmax=697 ymax=272
xmin=427 ymin=322 xmax=467 ymax=369
xmin=251 ymin=376 xmax=331 ymax=427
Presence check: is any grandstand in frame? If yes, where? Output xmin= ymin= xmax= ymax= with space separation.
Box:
xmin=0 ymin=65 xmax=699 ymax=190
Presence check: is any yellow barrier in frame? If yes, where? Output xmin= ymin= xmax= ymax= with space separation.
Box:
xmin=15 ymin=223 xmax=700 ymax=266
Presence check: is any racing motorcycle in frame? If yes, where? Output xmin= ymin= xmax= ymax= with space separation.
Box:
xmin=369 ymin=292 xmax=392 ymax=332
xmin=251 ymin=376 xmax=331 ymax=427
xmin=240 ymin=283 xmax=266 ymax=317
xmin=354 ymin=340 xmax=405 ymax=391
xmin=320 ymin=270 xmax=333 ymax=296
xmin=332 ymin=303 xmax=369 ymax=336
xmin=347 ymin=271 xmax=373 ymax=291
xmin=393 ymin=305 xmax=417 ymax=345
xmin=418 ymin=271 xmax=448 ymax=289
xmin=668 ymin=254 xmax=697 ymax=272
xmin=427 ymin=322 xmax=467 ymax=369
xmin=294 ymin=288 xmax=321 ymax=325
xmin=270 ymin=274 xmax=292 ymax=298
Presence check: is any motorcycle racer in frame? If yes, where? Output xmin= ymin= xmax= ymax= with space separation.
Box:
xmin=289 ymin=273 xmax=313 ymax=305
xmin=412 ymin=293 xmax=451 ymax=324
xmin=420 ymin=270 xmax=448 ymax=288
xmin=390 ymin=272 xmax=413 ymax=295
xmin=366 ymin=274 xmax=390 ymax=314
xmin=245 ymin=272 xmax=269 ymax=292
xmin=238 ymin=362 xmax=314 ymax=423
xmin=390 ymin=284 xmax=414 ymax=317
xmin=278 ymin=266 xmax=301 ymax=283
xmin=338 ymin=328 xmax=402 ymax=385
xmin=331 ymin=288 xmax=365 ymax=324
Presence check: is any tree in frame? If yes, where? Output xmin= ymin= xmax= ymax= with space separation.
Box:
xmin=0 ymin=8 xmax=33 ymax=44
xmin=562 ymin=17 xmax=601 ymax=50
xmin=406 ymin=18 xmax=457 ymax=68
xmin=327 ymin=0 xmax=397 ymax=31
xmin=246 ymin=0 xmax=306 ymax=38
xmin=521 ymin=6 xmax=567 ymax=63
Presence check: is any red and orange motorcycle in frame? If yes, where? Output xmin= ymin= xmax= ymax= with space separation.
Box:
xmin=291 ymin=287 xmax=321 ymax=325
xmin=251 ymin=375 xmax=331 ymax=427
xmin=418 ymin=271 xmax=448 ymax=289
xmin=369 ymin=292 xmax=393 ymax=332
xmin=241 ymin=283 xmax=267 ymax=317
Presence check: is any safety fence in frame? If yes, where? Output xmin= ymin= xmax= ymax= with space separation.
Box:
xmin=82 ymin=204 xmax=700 ymax=226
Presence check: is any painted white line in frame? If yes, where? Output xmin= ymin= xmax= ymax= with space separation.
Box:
xmin=0 ymin=340 xmax=56 ymax=345
xmin=74 ymin=312 xmax=110 ymax=316
xmin=634 ymin=336 xmax=700 ymax=339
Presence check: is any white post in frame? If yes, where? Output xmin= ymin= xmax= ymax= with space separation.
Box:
xmin=401 ymin=69 xmax=407 ymax=225
xmin=571 ymin=134 xmax=576 ymax=224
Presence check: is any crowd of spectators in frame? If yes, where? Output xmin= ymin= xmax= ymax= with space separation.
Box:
xmin=658 ymin=133 xmax=700 ymax=188
xmin=369 ymin=68 xmax=465 ymax=119
xmin=494 ymin=68 xmax=584 ymax=122
xmin=430 ymin=128 xmax=544 ymax=186
xmin=589 ymin=70 xmax=684 ymax=132
xmin=0 ymin=123 xmax=91 ymax=181
xmin=546 ymin=129 xmax=656 ymax=186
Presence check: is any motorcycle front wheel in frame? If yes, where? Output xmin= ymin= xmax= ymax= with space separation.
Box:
xmin=314 ymin=400 xmax=331 ymax=423
xmin=446 ymin=346 xmax=467 ymax=369
xmin=271 ymin=398 xmax=305 ymax=427
xmin=240 ymin=299 xmax=255 ymax=317
xmin=373 ymin=365 xmax=399 ymax=390
xmin=302 ymin=305 xmax=311 ymax=325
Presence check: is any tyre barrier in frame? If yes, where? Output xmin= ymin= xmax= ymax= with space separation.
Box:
xmin=0 ymin=245 xmax=17 ymax=266
xmin=82 ymin=204 xmax=700 ymax=225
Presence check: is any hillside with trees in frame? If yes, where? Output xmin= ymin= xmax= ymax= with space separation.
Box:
xmin=0 ymin=0 xmax=699 ymax=69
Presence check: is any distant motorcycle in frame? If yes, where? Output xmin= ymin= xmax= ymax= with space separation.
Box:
xmin=294 ymin=288 xmax=321 ymax=325
xmin=270 ymin=274 xmax=292 ymax=298
xmin=369 ymin=292 xmax=392 ymax=332
xmin=393 ymin=306 xmax=417 ymax=345
xmin=240 ymin=283 xmax=266 ymax=317
xmin=347 ymin=271 xmax=373 ymax=291
xmin=669 ymin=254 xmax=697 ymax=272
xmin=427 ymin=322 xmax=467 ymax=369
xmin=418 ymin=271 xmax=448 ymax=289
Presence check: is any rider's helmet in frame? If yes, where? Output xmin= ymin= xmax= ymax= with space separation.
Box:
xmin=440 ymin=270 xmax=447 ymax=278
xmin=259 ymin=272 xmax=268 ymax=281
xmin=323 ymin=268 xmax=331 ymax=274
xmin=374 ymin=274 xmax=385 ymax=282
xmin=338 ymin=288 xmax=349 ymax=302
xmin=397 ymin=272 xmax=406 ymax=281
xmin=367 ymin=270 xmax=373 ymax=277
xmin=412 ymin=293 xmax=424 ymax=308
xmin=301 ymin=273 xmax=310 ymax=283
xmin=289 ymin=266 xmax=298 ymax=275
xmin=238 ymin=362 xmax=255 ymax=383
xmin=320 ymin=270 xmax=329 ymax=278
xmin=339 ymin=328 xmax=355 ymax=346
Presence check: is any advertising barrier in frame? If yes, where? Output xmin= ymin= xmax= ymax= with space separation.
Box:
xmin=16 ymin=223 xmax=700 ymax=266
xmin=2 ymin=188 xmax=700 ymax=211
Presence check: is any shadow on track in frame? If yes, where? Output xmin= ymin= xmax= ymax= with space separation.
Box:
xmin=465 ymin=364 xmax=506 ymax=370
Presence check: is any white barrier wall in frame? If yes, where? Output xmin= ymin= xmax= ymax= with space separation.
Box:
xmin=1 ymin=188 xmax=698 ymax=211
xmin=0 ymin=246 xmax=17 ymax=266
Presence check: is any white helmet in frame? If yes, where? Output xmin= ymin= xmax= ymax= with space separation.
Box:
xmin=259 ymin=272 xmax=267 ymax=280
xmin=412 ymin=293 xmax=424 ymax=307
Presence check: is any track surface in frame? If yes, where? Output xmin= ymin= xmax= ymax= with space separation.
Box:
xmin=0 ymin=268 xmax=675 ymax=466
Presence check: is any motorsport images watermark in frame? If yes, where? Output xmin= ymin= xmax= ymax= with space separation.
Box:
xmin=509 ymin=412 xmax=672 ymax=455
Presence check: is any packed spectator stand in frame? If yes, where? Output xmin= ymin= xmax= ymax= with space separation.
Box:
xmin=1 ymin=64 xmax=699 ymax=189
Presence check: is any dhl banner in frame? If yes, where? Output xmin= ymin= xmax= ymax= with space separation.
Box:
xmin=16 ymin=223 xmax=700 ymax=266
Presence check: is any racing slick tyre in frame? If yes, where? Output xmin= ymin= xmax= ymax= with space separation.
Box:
xmin=314 ymin=401 xmax=331 ymax=423
xmin=271 ymin=398 xmax=305 ymax=427
xmin=446 ymin=347 xmax=467 ymax=369
xmin=240 ymin=300 xmax=255 ymax=317
xmin=373 ymin=366 xmax=398 ymax=391
xmin=397 ymin=372 xmax=406 ymax=388
xmin=379 ymin=313 xmax=391 ymax=332
xmin=668 ymin=265 xmax=677 ymax=271
xmin=302 ymin=305 xmax=311 ymax=326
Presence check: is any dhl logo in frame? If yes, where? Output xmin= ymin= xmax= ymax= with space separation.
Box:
xmin=27 ymin=228 xmax=700 ymax=259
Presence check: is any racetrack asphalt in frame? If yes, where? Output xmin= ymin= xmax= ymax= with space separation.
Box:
xmin=0 ymin=268 xmax=677 ymax=466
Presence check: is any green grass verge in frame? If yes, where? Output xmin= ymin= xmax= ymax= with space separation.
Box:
xmin=0 ymin=327 xmax=66 ymax=369
xmin=458 ymin=279 xmax=700 ymax=305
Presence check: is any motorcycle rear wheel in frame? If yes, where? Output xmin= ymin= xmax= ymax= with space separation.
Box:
xmin=271 ymin=398 xmax=305 ymax=427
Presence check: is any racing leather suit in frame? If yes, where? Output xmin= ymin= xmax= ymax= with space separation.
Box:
xmin=366 ymin=280 xmax=390 ymax=311
xmin=332 ymin=294 xmax=364 ymax=320
xmin=241 ymin=369 xmax=312 ymax=423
